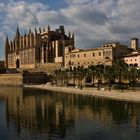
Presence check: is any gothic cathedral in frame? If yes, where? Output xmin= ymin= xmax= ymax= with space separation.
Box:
xmin=5 ymin=25 xmax=75 ymax=69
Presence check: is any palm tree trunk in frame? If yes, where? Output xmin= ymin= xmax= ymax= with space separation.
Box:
xmin=132 ymin=81 xmax=135 ymax=92
xmin=73 ymin=75 xmax=75 ymax=87
xmin=97 ymin=78 xmax=100 ymax=90
xmin=108 ymin=79 xmax=111 ymax=91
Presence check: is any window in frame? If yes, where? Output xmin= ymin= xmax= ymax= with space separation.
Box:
xmin=135 ymin=59 xmax=137 ymax=61
xmin=99 ymin=52 xmax=101 ymax=56
xmin=93 ymin=53 xmax=95 ymax=56
xmin=78 ymin=54 xmax=80 ymax=58
xmin=84 ymin=54 xmax=86 ymax=57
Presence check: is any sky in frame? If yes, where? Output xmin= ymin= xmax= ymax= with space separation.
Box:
xmin=0 ymin=0 xmax=140 ymax=59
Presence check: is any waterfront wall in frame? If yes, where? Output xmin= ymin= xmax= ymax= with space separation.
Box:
xmin=23 ymin=73 xmax=47 ymax=85
xmin=0 ymin=74 xmax=23 ymax=86
xmin=0 ymin=73 xmax=48 ymax=86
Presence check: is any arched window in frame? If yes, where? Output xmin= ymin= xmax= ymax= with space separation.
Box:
xmin=105 ymin=56 xmax=110 ymax=59
xmin=134 ymin=63 xmax=138 ymax=67
xmin=130 ymin=64 xmax=133 ymax=67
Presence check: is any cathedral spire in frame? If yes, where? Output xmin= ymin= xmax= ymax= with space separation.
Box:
xmin=15 ymin=26 xmax=20 ymax=38
xmin=48 ymin=25 xmax=50 ymax=32
xmin=29 ymin=29 xmax=31 ymax=34
xmin=72 ymin=33 xmax=74 ymax=39
xmin=5 ymin=35 xmax=10 ymax=48
xmin=39 ymin=27 xmax=41 ymax=34
xmin=35 ymin=28 xmax=37 ymax=35
xmin=68 ymin=32 xmax=71 ymax=38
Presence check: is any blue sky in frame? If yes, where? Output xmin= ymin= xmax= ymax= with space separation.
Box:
xmin=0 ymin=0 xmax=140 ymax=59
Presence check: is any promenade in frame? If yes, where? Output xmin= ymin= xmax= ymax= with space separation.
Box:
xmin=24 ymin=84 xmax=140 ymax=103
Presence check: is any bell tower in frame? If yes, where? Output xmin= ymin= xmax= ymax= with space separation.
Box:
xmin=131 ymin=38 xmax=139 ymax=50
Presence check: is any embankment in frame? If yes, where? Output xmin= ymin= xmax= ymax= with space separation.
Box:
xmin=0 ymin=72 xmax=47 ymax=87
xmin=25 ymin=85 xmax=140 ymax=103
xmin=0 ymin=73 xmax=23 ymax=86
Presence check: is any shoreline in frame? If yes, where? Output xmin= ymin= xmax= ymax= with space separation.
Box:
xmin=25 ymin=84 xmax=140 ymax=103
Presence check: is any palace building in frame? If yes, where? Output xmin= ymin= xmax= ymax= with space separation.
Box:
xmin=123 ymin=38 xmax=140 ymax=67
xmin=65 ymin=41 xmax=133 ymax=69
xmin=5 ymin=25 xmax=75 ymax=70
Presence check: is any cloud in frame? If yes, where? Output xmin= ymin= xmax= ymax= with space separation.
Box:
xmin=1 ymin=0 xmax=140 ymax=59
xmin=63 ymin=0 xmax=140 ymax=46
xmin=3 ymin=1 xmax=48 ymax=28
xmin=66 ymin=0 xmax=94 ymax=5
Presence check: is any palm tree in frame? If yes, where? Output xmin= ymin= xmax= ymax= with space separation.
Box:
xmin=54 ymin=69 xmax=59 ymax=86
xmin=88 ymin=65 xmax=96 ymax=86
xmin=65 ymin=68 xmax=71 ymax=86
xmin=71 ymin=67 xmax=77 ymax=87
xmin=55 ymin=68 xmax=66 ymax=86
xmin=94 ymin=64 xmax=104 ymax=90
xmin=113 ymin=60 xmax=128 ymax=92
xmin=57 ymin=69 xmax=63 ymax=86
xmin=104 ymin=65 xmax=115 ymax=91
xmin=76 ymin=66 xmax=86 ymax=88
xmin=128 ymin=66 xmax=139 ymax=91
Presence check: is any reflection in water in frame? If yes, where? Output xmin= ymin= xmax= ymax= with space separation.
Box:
xmin=0 ymin=87 xmax=140 ymax=139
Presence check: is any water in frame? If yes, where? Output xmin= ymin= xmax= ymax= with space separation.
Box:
xmin=0 ymin=87 xmax=140 ymax=140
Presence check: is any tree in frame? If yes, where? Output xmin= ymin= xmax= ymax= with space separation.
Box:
xmin=54 ymin=69 xmax=59 ymax=86
xmin=128 ymin=66 xmax=139 ymax=91
xmin=113 ymin=60 xmax=128 ymax=92
xmin=76 ymin=66 xmax=86 ymax=87
xmin=94 ymin=64 xmax=104 ymax=90
xmin=71 ymin=67 xmax=77 ymax=87
xmin=88 ymin=65 xmax=96 ymax=86
xmin=104 ymin=65 xmax=115 ymax=91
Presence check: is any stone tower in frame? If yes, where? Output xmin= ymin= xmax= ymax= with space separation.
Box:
xmin=131 ymin=38 xmax=139 ymax=50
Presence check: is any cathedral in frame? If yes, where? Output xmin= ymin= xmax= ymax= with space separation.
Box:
xmin=5 ymin=25 xmax=75 ymax=69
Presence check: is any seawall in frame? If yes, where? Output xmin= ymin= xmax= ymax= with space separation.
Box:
xmin=0 ymin=72 xmax=47 ymax=87
xmin=0 ymin=73 xmax=23 ymax=86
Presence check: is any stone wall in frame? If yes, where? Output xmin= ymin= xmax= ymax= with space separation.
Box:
xmin=0 ymin=73 xmax=48 ymax=86
xmin=35 ymin=63 xmax=62 ymax=74
xmin=0 ymin=74 xmax=23 ymax=86
xmin=23 ymin=72 xmax=47 ymax=85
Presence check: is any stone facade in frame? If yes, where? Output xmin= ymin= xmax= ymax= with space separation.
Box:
xmin=65 ymin=42 xmax=133 ymax=68
xmin=123 ymin=52 xmax=140 ymax=67
xmin=5 ymin=26 xmax=75 ymax=69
